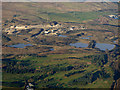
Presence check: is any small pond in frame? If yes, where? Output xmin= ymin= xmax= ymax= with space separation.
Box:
xmin=70 ymin=42 xmax=115 ymax=51
xmin=87 ymin=36 xmax=93 ymax=37
xmin=70 ymin=42 xmax=88 ymax=48
xmin=58 ymin=35 xmax=67 ymax=37
xmin=80 ymin=36 xmax=93 ymax=39
xmin=80 ymin=37 xmax=89 ymax=39
xmin=8 ymin=43 xmax=33 ymax=48
xmin=113 ymin=41 xmax=116 ymax=43
xmin=50 ymin=48 xmax=54 ymax=51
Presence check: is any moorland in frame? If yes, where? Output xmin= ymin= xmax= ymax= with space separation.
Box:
xmin=2 ymin=2 xmax=120 ymax=89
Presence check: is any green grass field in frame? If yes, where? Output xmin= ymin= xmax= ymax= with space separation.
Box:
xmin=2 ymin=50 xmax=114 ymax=88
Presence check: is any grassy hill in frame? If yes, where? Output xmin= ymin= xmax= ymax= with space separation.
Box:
xmin=2 ymin=2 xmax=118 ymax=23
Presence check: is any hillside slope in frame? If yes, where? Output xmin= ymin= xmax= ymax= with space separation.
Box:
xmin=2 ymin=2 xmax=118 ymax=23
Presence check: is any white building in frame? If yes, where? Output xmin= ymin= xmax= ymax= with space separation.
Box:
xmin=44 ymin=31 xmax=49 ymax=34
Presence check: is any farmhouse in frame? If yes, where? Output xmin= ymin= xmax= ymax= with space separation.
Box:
xmin=44 ymin=31 xmax=49 ymax=34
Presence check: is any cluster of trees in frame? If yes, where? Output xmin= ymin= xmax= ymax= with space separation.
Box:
xmin=68 ymin=70 xmax=110 ymax=86
xmin=83 ymin=54 xmax=108 ymax=66
xmin=65 ymin=70 xmax=85 ymax=77
xmin=38 ymin=78 xmax=63 ymax=88
xmin=2 ymin=81 xmax=24 ymax=87
xmin=40 ymin=65 xmax=74 ymax=73
xmin=91 ymin=54 xmax=108 ymax=66
xmin=3 ymin=59 xmax=35 ymax=74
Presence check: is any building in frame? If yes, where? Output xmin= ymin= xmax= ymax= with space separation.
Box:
xmin=44 ymin=31 xmax=49 ymax=34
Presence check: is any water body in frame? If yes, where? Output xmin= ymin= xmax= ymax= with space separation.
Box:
xmin=96 ymin=43 xmax=115 ymax=51
xmin=70 ymin=42 xmax=115 ymax=51
xmin=113 ymin=41 xmax=116 ymax=43
xmin=58 ymin=35 xmax=67 ymax=37
xmin=80 ymin=36 xmax=92 ymax=39
xmin=81 ymin=37 xmax=89 ymax=39
xmin=70 ymin=42 xmax=88 ymax=48
xmin=8 ymin=43 xmax=33 ymax=48
xmin=50 ymin=48 xmax=54 ymax=51
xmin=88 ymin=36 xmax=93 ymax=37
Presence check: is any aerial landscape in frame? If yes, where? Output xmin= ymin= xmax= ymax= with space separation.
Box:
xmin=2 ymin=2 xmax=120 ymax=89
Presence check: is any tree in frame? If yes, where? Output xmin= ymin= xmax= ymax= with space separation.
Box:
xmin=88 ymin=40 xmax=96 ymax=48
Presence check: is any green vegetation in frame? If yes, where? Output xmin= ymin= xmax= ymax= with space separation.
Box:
xmin=2 ymin=52 xmax=114 ymax=88
xmin=2 ymin=2 xmax=119 ymax=89
xmin=39 ymin=11 xmax=114 ymax=23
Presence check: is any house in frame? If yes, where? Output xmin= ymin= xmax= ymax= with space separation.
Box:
xmin=44 ymin=31 xmax=49 ymax=34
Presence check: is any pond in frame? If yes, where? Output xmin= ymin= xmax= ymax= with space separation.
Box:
xmin=58 ymin=35 xmax=67 ymax=37
xmin=70 ymin=42 xmax=115 ymax=51
xmin=70 ymin=42 xmax=88 ymax=48
xmin=88 ymin=36 xmax=93 ymax=37
xmin=80 ymin=37 xmax=89 ymax=39
xmin=8 ymin=43 xmax=33 ymax=48
xmin=113 ymin=41 xmax=116 ymax=43
xmin=50 ymin=48 xmax=54 ymax=51
xmin=96 ymin=43 xmax=115 ymax=51
xmin=80 ymin=36 xmax=92 ymax=39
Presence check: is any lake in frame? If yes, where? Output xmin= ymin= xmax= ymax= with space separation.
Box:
xmin=8 ymin=43 xmax=33 ymax=48
xmin=70 ymin=42 xmax=115 ymax=51
xmin=80 ymin=36 xmax=92 ymax=39
xmin=58 ymin=35 xmax=67 ymax=37
xmin=96 ymin=43 xmax=115 ymax=51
